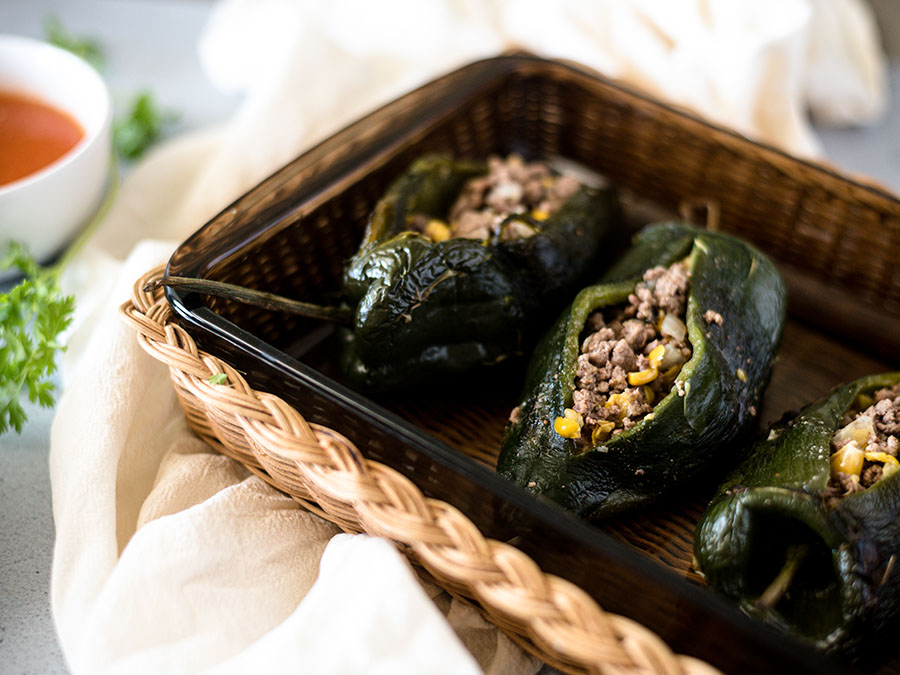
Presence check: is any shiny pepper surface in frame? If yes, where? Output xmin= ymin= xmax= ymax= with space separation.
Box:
xmin=498 ymin=222 xmax=787 ymax=519
xmin=695 ymin=372 xmax=900 ymax=656
xmin=340 ymin=155 xmax=620 ymax=391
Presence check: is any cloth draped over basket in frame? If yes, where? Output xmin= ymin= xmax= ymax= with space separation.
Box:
xmin=50 ymin=0 xmax=889 ymax=672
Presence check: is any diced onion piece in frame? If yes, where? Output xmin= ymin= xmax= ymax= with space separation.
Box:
xmin=660 ymin=313 xmax=687 ymax=342
xmin=500 ymin=218 xmax=537 ymax=241
xmin=564 ymin=408 xmax=584 ymax=426
xmin=833 ymin=415 xmax=875 ymax=450
xmin=657 ymin=343 xmax=687 ymax=371
xmin=831 ymin=440 xmax=865 ymax=477
xmin=491 ymin=181 xmax=523 ymax=203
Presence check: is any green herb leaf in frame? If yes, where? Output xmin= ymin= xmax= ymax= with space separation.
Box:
xmin=44 ymin=16 xmax=177 ymax=161
xmin=114 ymin=92 xmax=179 ymax=161
xmin=44 ymin=15 xmax=105 ymax=70
xmin=2 ymin=21 xmax=176 ymax=437
xmin=208 ymin=373 xmax=228 ymax=385
xmin=0 ymin=243 xmax=73 ymax=435
xmin=0 ymin=156 xmax=118 ymax=437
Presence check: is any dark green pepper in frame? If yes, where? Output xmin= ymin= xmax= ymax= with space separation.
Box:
xmin=497 ymin=222 xmax=787 ymax=519
xmin=694 ymin=372 xmax=900 ymax=656
xmin=340 ymin=155 xmax=620 ymax=391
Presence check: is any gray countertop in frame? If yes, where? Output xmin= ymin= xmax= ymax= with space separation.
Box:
xmin=1 ymin=2 xmax=236 ymax=673
xmin=1 ymin=1 xmax=899 ymax=673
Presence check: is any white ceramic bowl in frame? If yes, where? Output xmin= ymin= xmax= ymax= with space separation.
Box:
xmin=0 ymin=34 xmax=112 ymax=265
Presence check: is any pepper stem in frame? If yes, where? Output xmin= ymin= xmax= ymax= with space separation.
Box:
xmin=756 ymin=544 xmax=808 ymax=612
xmin=146 ymin=276 xmax=354 ymax=325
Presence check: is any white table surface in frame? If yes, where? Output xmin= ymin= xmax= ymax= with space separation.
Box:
xmin=1 ymin=1 xmax=899 ymax=673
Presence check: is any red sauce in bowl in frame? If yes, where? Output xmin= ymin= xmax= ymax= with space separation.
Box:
xmin=0 ymin=91 xmax=85 ymax=187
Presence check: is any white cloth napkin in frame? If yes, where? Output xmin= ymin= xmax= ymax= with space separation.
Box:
xmin=49 ymin=1 xmax=888 ymax=673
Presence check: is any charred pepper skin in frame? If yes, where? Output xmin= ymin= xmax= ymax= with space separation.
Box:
xmin=694 ymin=372 xmax=900 ymax=656
xmin=340 ymin=155 xmax=621 ymax=392
xmin=497 ymin=222 xmax=787 ymax=519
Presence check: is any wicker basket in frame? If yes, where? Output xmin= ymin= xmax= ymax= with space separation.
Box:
xmin=121 ymin=55 xmax=900 ymax=674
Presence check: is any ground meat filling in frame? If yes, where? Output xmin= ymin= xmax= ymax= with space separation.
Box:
xmin=825 ymin=384 xmax=900 ymax=502
xmin=555 ymin=261 xmax=692 ymax=448
xmin=406 ymin=154 xmax=581 ymax=243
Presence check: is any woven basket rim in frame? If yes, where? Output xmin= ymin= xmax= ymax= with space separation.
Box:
xmin=120 ymin=53 xmax=882 ymax=674
xmin=120 ymin=265 xmax=719 ymax=675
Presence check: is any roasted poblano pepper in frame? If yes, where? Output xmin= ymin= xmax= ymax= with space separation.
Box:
xmin=497 ymin=222 xmax=787 ymax=519
xmin=339 ymin=155 xmax=620 ymax=391
xmin=694 ymin=372 xmax=900 ymax=655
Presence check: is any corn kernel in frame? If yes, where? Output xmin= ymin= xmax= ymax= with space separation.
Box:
xmin=540 ymin=176 xmax=555 ymax=188
xmin=628 ymin=367 xmax=659 ymax=386
xmin=647 ymin=345 xmax=666 ymax=369
xmin=736 ymin=368 xmax=747 ymax=382
xmin=642 ymin=386 xmax=655 ymax=405
xmin=831 ymin=440 xmax=865 ymax=477
xmin=554 ymin=416 xmax=581 ymax=439
xmin=591 ymin=421 xmax=616 ymax=444
xmin=833 ymin=416 xmax=874 ymax=449
xmin=605 ymin=393 xmax=631 ymax=419
xmin=530 ymin=209 xmax=550 ymax=222
xmin=865 ymin=451 xmax=899 ymax=466
xmin=662 ymin=365 xmax=680 ymax=382
xmin=424 ymin=219 xmax=451 ymax=242
xmin=564 ymin=408 xmax=584 ymax=426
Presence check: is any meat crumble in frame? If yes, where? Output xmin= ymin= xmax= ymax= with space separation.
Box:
xmin=406 ymin=154 xmax=581 ymax=243
xmin=825 ymin=383 xmax=900 ymax=503
xmin=703 ymin=309 xmax=723 ymax=326
xmin=556 ymin=260 xmax=693 ymax=448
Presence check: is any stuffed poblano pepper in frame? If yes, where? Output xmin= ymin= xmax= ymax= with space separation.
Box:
xmin=498 ymin=222 xmax=786 ymax=519
xmin=339 ymin=154 xmax=620 ymax=391
xmin=694 ymin=372 xmax=900 ymax=655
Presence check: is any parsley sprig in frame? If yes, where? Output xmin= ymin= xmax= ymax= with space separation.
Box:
xmin=115 ymin=92 xmax=179 ymax=161
xmin=0 ymin=246 xmax=75 ymax=433
xmin=0 ymin=18 xmax=180 ymax=435
xmin=45 ymin=15 xmax=178 ymax=161
xmin=0 ymin=164 xmax=119 ymax=435
xmin=44 ymin=15 xmax=105 ymax=70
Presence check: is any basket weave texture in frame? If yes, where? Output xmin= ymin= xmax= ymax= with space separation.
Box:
xmin=120 ymin=265 xmax=718 ymax=675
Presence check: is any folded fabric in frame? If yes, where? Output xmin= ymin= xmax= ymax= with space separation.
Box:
xmin=50 ymin=1 xmax=889 ymax=673
xmin=493 ymin=0 xmax=886 ymax=156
